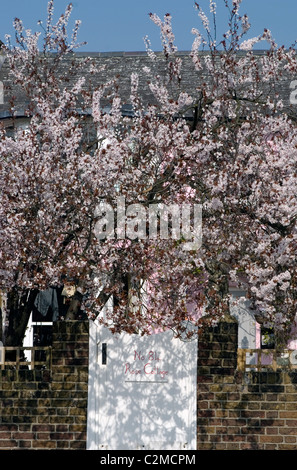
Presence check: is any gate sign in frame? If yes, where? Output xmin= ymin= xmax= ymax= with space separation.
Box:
xmin=124 ymin=349 xmax=169 ymax=382
xmin=87 ymin=321 xmax=197 ymax=450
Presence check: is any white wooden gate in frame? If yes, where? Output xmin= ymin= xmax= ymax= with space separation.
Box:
xmin=87 ymin=320 xmax=197 ymax=450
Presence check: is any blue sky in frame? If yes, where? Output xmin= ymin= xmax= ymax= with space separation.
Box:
xmin=1 ymin=0 xmax=297 ymax=52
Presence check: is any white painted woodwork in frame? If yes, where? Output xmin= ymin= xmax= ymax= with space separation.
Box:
xmin=87 ymin=320 xmax=197 ymax=450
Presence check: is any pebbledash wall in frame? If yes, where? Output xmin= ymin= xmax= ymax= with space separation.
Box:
xmin=1 ymin=319 xmax=297 ymax=450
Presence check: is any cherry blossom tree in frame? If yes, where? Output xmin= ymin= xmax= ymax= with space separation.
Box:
xmin=1 ymin=0 xmax=297 ymax=348
xmin=0 ymin=1 xmax=204 ymax=346
xmin=174 ymin=0 xmax=297 ymax=344
xmin=144 ymin=0 xmax=297 ymax=344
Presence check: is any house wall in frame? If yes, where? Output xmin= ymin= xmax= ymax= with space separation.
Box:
xmin=198 ymin=319 xmax=297 ymax=450
xmin=0 ymin=321 xmax=89 ymax=450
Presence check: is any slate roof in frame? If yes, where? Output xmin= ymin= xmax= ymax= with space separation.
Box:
xmin=0 ymin=50 xmax=296 ymax=120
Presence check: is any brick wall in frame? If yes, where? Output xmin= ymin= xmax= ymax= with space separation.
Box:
xmin=0 ymin=321 xmax=89 ymax=450
xmin=197 ymin=318 xmax=297 ymax=450
xmin=2 ymin=317 xmax=297 ymax=450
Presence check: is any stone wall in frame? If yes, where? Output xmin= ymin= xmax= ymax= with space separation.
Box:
xmin=0 ymin=321 xmax=89 ymax=450
xmin=197 ymin=319 xmax=297 ymax=450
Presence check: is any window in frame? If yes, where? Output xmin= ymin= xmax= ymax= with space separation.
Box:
xmin=0 ymin=81 xmax=3 ymax=105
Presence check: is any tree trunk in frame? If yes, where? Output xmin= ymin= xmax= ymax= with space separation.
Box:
xmin=65 ymin=293 xmax=83 ymax=320
xmin=0 ymin=307 xmax=3 ymax=344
